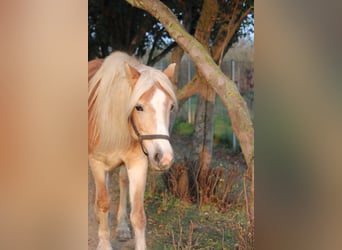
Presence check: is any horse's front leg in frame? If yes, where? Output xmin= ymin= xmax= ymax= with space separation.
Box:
xmin=116 ymin=165 xmax=131 ymax=241
xmin=89 ymin=157 xmax=112 ymax=250
xmin=126 ymin=156 xmax=148 ymax=250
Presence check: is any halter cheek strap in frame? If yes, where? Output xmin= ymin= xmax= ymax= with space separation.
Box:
xmin=129 ymin=115 xmax=170 ymax=156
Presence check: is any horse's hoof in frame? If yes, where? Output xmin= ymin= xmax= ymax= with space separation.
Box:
xmin=96 ymin=239 xmax=113 ymax=250
xmin=116 ymin=226 xmax=132 ymax=241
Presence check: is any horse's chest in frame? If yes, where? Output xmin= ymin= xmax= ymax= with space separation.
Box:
xmin=90 ymin=151 xmax=124 ymax=170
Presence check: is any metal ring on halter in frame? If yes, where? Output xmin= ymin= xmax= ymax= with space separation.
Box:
xmin=129 ymin=115 xmax=170 ymax=156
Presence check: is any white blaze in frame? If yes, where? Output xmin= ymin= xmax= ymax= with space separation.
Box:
xmin=150 ymin=88 xmax=169 ymax=135
xmin=146 ymin=88 xmax=173 ymax=170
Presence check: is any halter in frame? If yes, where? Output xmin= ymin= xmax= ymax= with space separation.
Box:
xmin=129 ymin=115 xmax=170 ymax=156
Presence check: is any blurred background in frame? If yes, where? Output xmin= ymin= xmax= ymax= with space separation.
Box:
xmin=0 ymin=0 xmax=341 ymax=249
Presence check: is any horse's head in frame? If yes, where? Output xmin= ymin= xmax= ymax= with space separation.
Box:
xmin=126 ymin=63 xmax=177 ymax=171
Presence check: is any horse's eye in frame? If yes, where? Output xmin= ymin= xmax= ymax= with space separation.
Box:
xmin=135 ymin=105 xmax=144 ymax=112
xmin=170 ymin=104 xmax=175 ymax=112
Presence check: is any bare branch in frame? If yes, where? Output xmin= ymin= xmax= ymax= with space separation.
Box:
xmin=148 ymin=42 xmax=177 ymax=66
xmin=176 ymin=75 xmax=199 ymax=101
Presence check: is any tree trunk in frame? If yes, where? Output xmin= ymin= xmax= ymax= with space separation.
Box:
xmin=191 ymin=87 xmax=215 ymax=165
xmin=189 ymin=0 xmax=218 ymax=205
xmin=192 ymin=85 xmax=216 ymax=205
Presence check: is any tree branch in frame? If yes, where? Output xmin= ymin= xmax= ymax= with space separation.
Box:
xmin=147 ymin=30 xmax=163 ymax=65
xmin=148 ymin=41 xmax=177 ymax=66
xmin=176 ymin=75 xmax=200 ymax=101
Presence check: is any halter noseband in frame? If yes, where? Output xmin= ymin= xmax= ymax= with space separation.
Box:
xmin=129 ymin=115 xmax=170 ymax=156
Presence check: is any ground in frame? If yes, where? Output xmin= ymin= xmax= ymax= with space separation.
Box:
xmin=88 ymin=134 xmax=249 ymax=250
xmin=88 ymin=165 xmax=136 ymax=250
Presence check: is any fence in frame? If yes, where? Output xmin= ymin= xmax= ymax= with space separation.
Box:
xmin=151 ymin=53 xmax=254 ymax=112
xmin=145 ymin=53 xmax=254 ymax=150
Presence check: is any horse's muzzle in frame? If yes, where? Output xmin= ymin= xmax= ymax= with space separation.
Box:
xmin=151 ymin=149 xmax=174 ymax=171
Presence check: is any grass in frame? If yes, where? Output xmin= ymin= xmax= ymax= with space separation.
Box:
xmin=145 ymin=192 xmax=238 ymax=249
xmin=173 ymin=119 xmax=194 ymax=136
xmin=144 ymin=174 xmax=249 ymax=249
xmin=173 ymin=115 xmax=238 ymax=150
xmin=213 ymin=115 xmax=234 ymax=147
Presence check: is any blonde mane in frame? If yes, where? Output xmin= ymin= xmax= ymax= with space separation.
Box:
xmin=88 ymin=52 xmax=177 ymax=153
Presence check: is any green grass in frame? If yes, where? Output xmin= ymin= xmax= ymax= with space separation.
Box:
xmin=173 ymin=114 xmax=238 ymax=149
xmin=173 ymin=120 xmax=194 ymax=136
xmin=213 ymin=115 xmax=233 ymax=146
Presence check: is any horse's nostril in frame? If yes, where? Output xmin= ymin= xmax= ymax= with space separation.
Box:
xmin=154 ymin=152 xmax=161 ymax=163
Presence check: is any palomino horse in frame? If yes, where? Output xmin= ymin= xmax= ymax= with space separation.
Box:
xmin=88 ymin=52 xmax=177 ymax=250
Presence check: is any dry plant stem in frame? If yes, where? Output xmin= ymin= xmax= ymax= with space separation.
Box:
xmin=187 ymin=221 xmax=194 ymax=249
xmin=178 ymin=216 xmax=182 ymax=249
xmin=171 ymin=230 xmax=176 ymax=250
xmin=221 ymin=169 xmax=238 ymax=203
xmin=193 ymin=162 xmax=200 ymax=206
xmin=210 ymin=171 xmax=221 ymax=198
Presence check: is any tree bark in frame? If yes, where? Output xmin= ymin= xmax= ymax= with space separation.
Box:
xmin=170 ymin=47 xmax=184 ymax=85
xmin=190 ymin=0 xmax=218 ymax=204
xmin=126 ymin=0 xmax=254 ymax=222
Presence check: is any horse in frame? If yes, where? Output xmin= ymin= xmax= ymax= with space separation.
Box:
xmin=88 ymin=51 xmax=177 ymax=250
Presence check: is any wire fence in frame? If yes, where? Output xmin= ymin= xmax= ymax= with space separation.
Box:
xmin=145 ymin=53 xmax=254 ymax=151
xmin=151 ymin=53 xmax=254 ymax=124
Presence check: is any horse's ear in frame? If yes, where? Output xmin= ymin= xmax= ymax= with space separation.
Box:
xmin=124 ymin=62 xmax=140 ymax=86
xmin=163 ymin=63 xmax=176 ymax=81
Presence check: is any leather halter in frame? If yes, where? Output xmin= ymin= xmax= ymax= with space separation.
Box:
xmin=129 ymin=115 xmax=170 ymax=156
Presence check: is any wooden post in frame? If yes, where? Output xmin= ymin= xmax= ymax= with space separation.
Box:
xmin=231 ymin=60 xmax=237 ymax=152
xmin=187 ymin=58 xmax=192 ymax=123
